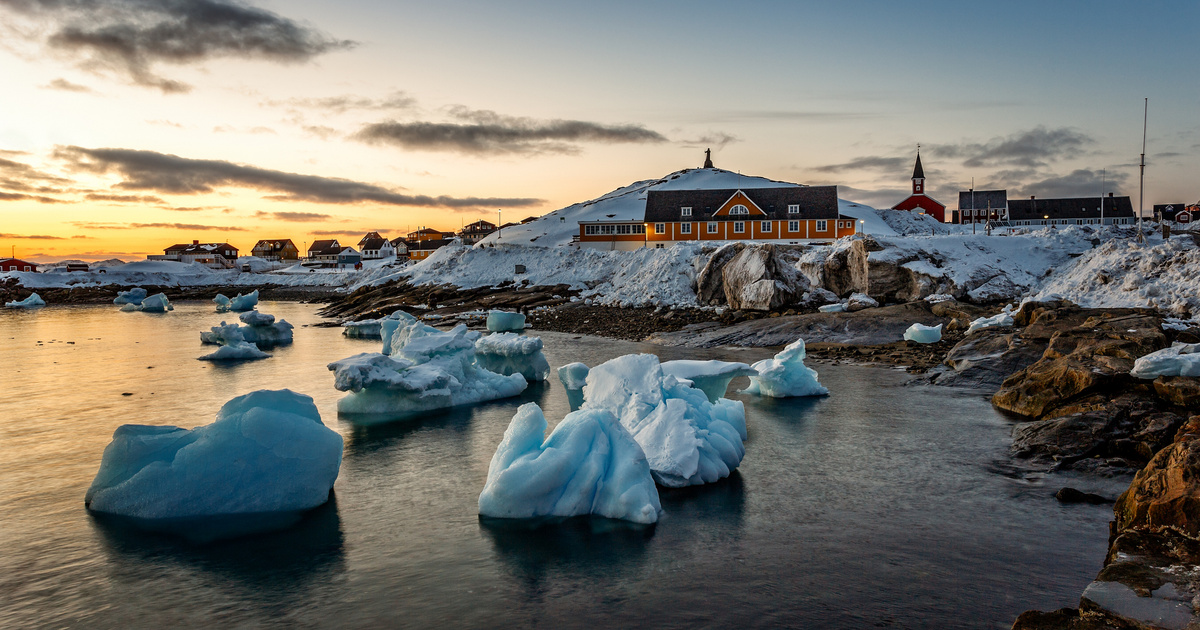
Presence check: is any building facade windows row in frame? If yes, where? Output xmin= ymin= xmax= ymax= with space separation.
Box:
xmin=583 ymin=224 xmax=647 ymax=235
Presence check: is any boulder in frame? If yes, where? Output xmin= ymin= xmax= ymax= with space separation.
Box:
xmin=695 ymin=243 xmax=808 ymax=311
xmin=1153 ymin=377 xmax=1200 ymax=410
xmin=1114 ymin=415 xmax=1200 ymax=538
xmin=923 ymin=329 xmax=1045 ymax=390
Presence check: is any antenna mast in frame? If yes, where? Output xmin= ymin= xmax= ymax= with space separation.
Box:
xmin=1138 ymin=98 xmax=1148 ymax=238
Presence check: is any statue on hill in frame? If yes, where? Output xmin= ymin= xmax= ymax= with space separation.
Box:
xmin=703 ymin=148 xmax=713 ymax=169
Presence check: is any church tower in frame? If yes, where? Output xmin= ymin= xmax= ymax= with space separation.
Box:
xmin=911 ymin=150 xmax=925 ymax=195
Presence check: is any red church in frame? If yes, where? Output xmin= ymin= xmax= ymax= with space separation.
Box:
xmin=892 ymin=150 xmax=947 ymax=223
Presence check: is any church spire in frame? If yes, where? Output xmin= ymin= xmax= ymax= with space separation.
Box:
xmin=911 ymin=146 xmax=925 ymax=194
xmin=703 ymin=148 xmax=713 ymax=169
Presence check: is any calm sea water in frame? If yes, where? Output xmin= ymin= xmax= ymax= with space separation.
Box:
xmin=0 ymin=302 xmax=1125 ymax=629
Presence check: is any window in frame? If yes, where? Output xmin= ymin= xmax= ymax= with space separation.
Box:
xmin=24 ymin=266 xmax=31 ymax=271
xmin=681 ymin=207 xmax=692 ymax=216
xmin=655 ymin=243 xmax=664 ymax=249
xmin=734 ymin=221 xmax=745 ymax=233
xmin=681 ymin=223 xmax=692 ymax=234
xmin=655 ymin=223 xmax=665 ymax=234
xmin=788 ymin=220 xmax=799 ymax=232
xmin=761 ymin=221 xmax=771 ymax=232
xmin=707 ymin=222 xmax=718 ymax=234
xmin=585 ymin=225 xmax=597 ymax=235
xmin=788 ymin=204 xmax=799 ymax=214
xmin=730 ymin=204 xmax=749 ymax=215
xmin=816 ymin=220 xmax=828 ymax=232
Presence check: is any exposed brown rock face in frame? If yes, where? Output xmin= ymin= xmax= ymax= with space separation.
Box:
xmin=1153 ymin=377 xmax=1200 ymax=409
xmin=992 ymin=304 xmax=1166 ymax=420
xmin=1114 ymin=416 xmax=1200 ymax=539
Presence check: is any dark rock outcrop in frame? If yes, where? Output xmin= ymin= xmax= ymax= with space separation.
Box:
xmin=694 ymin=243 xmax=808 ymax=311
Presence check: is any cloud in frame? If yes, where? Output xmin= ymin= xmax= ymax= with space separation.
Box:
xmin=1018 ymin=169 xmax=1130 ymax=199
xmin=0 ymin=155 xmax=72 ymax=193
xmin=812 ymin=156 xmax=910 ymax=174
xmin=935 ymin=126 xmax=1094 ymax=168
xmin=55 ymin=146 xmax=543 ymax=209
xmin=353 ymin=107 xmax=668 ymax=155
xmin=0 ymin=191 xmax=70 ymax=203
xmin=213 ymin=125 xmax=276 ymax=134
xmin=41 ymin=77 xmax=95 ymax=93
xmin=70 ymin=220 xmax=247 ymax=231
xmin=309 ymin=229 xmax=376 ymax=237
xmin=265 ymin=91 xmax=416 ymax=114
xmin=84 ymin=192 xmax=166 ymax=203
xmin=677 ymin=132 xmax=740 ymax=150
xmin=0 ymin=232 xmax=67 ymax=239
xmin=302 ymin=125 xmax=339 ymax=140
xmin=256 ymin=210 xmax=332 ymax=221
xmin=5 ymin=0 xmax=355 ymax=93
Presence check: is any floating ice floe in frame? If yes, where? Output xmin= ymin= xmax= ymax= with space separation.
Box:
xmin=742 ymin=338 xmax=829 ymax=398
xmin=5 ymin=293 xmax=45 ymax=308
xmin=85 ymin=390 xmax=343 ymax=531
xmin=214 ymin=290 xmax=258 ymax=313
xmin=198 ymin=325 xmax=271 ymax=361
xmin=558 ymin=362 xmax=590 ymax=410
xmin=903 ymin=323 xmax=943 ymax=344
xmin=1131 ymin=343 xmax=1200 ymax=379
xmin=966 ymin=311 xmax=1015 ymax=335
xmin=343 ymin=309 xmax=416 ymax=338
xmin=124 ymin=292 xmax=172 ymax=312
xmin=474 ymin=332 xmax=550 ymax=382
xmin=202 ymin=311 xmax=293 ymax=347
xmin=478 ymin=403 xmax=661 ymax=524
xmin=583 ymin=354 xmax=746 ymax=488
xmin=328 ymin=322 xmax=526 ymax=417
xmin=113 ymin=287 xmax=147 ymax=306
xmin=661 ymin=360 xmax=756 ymax=402
xmin=486 ymin=310 xmax=526 ymax=332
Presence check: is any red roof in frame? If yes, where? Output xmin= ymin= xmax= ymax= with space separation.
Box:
xmin=0 ymin=258 xmax=38 ymax=271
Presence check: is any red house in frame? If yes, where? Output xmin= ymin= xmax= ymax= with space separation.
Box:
xmin=892 ymin=150 xmax=947 ymax=223
xmin=0 ymin=258 xmax=38 ymax=272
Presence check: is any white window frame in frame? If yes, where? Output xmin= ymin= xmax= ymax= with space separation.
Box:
xmin=681 ymin=207 xmax=692 ymax=217
xmin=788 ymin=204 xmax=799 ymax=214
xmin=761 ymin=221 xmax=771 ymax=232
xmin=730 ymin=204 xmax=749 ymax=215
xmin=733 ymin=221 xmax=745 ymax=233
xmin=816 ymin=220 xmax=828 ymax=232
xmin=788 ymin=220 xmax=799 ymax=232
xmin=680 ymin=223 xmax=692 ymax=234
xmin=655 ymin=223 xmax=665 ymax=234
xmin=707 ymin=222 xmax=718 ymax=234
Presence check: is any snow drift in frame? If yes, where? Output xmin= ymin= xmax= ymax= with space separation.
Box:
xmin=478 ymin=403 xmax=661 ymax=524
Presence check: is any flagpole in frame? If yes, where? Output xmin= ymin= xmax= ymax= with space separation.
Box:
xmin=1138 ymin=98 xmax=1147 ymax=239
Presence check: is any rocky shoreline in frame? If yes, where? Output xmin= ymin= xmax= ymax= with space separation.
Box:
xmin=0 ymin=277 xmax=342 ymax=305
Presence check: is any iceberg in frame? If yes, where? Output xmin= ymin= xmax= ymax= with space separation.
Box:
xmin=5 ymin=293 xmax=45 ymax=308
xmin=1131 ymin=343 xmax=1200 ymax=379
xmin=475 ymin=332 xmax=551 ymax=382
xmin=328 ymin=322 xmax=527 ymax=417
xmin=743 ymin=338 xmax=829 ymax=398
xmin=558 ymin=362 xmax=590 ymax=410
xmin=903 ymin=323 xmax=943 ymax=344
xmin=113 ymin=287 xmax=147 ymax=306
xmin=202 ymin=311 xmax=293 ymax=347
xmin=966 ymin=312 xmax=1015 ymax=335
xmin=85 ymin=390 xmax=343 ymax=525
xmin=198 ymin=323 xmax=270 ymax=361
xmin=478 ymin=403 xmax=661 ymax=524
xmin=661 ymin=359 xmax=757 ymax=402
xmin=583 ymin=354 xmax=747 ymax=488
xmin=135 ymin=293 xmax=172 ymax=313
xmin=343 ymin=310 xmax=416 ymax=339
xmin=215 ymin=290 xmax=258 ymax=313
xmin=486 ymin=310 xmax=526 ymax=332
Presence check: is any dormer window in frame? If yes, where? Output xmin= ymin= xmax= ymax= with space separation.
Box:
xmin=788 ymin=204 xmax=799 ymax=214
xmin=681 ymin=207 xmax=692 ymax=217
xmin=730 ymin=204 xmax=749 ymax=215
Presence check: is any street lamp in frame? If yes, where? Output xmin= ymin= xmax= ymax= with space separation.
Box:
xmin=858 ymin=219 xmax=865 ymax=235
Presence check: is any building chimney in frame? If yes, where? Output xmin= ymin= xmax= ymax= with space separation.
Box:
xmin=1030 ymin=196 xmax=1035 ymax=200
xmin=192 ymin=239 xmax=199 ymax=245
xmin=1108 ymin=192 xmax=1114 ymax=198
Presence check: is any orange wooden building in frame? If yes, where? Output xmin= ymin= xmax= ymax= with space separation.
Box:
xmin=577 ymin=186 xmax=855 ymax=250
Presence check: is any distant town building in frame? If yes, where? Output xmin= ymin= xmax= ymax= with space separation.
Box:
xmin=409 ymin=238 xmax=453 ymax=261
xmin=1007 ymin=194 xmax=1136 ymax=227
xmin=892 ymin=150 xmax=947 ymax=222
xmin=150 ymin=240 xmax=239 ymax=269
xmin=1154 ymin=203 xmax=1194 ymax=224
xmin=251 ymin=239 xmax=299 ymax=261
xmin=358 ymin=233 xmax=395 ymax=259
xmin=407 ymin=228 xmax=454 ymax=243
xmin=956 ymin=190 xmax=1009 ymax=225
xmin=578 ymin=185 xmax=855 ymax=251
xmin=0 ymin=258 xmax=37 ymax=272
xmin=459 ymin=220 xmax=497 ymax=245
xmin=306 ymin=239 xmax=362 ymax=267
xmin=388 ymin=236 xmax=410 ymax=258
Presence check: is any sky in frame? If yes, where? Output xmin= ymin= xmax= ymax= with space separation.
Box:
xmin=1 ymin=0 xmax=1197 ymax=262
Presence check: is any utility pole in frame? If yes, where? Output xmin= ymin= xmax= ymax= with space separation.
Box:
xmin=1100 ymin=169 xmax=1105 ymax=226
xmin=1138 ymin=98 xmax=1148 ymax=241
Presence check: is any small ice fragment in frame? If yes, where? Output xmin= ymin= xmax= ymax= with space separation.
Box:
xmin=486 ymin=310 xmax=526 ymax=332
xmin=5 ymin=293 xmax=45 ymax=308
xmin=474 ymin=332 xmax=550 ymax=381
xmin=742 ymin=338 xmax=829 ymax=398
xmin=661 ymin=359 xmax=757 ymax=402
xmin=966 ymin=312 xmax=1014 ymax=335
xmin=903 ymin=323 xmax=943 ymax=344
xmin=113 ymin=287 xmax=147 ymax=306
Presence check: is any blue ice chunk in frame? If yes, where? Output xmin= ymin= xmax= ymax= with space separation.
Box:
xmin=475 ymin=333 xmax=550 ymax=381
xmin=903 ymin=323 xmax=943 ymax=344
xmin=5 ymin=293 xmax=45 ymax=308
xmin=113 ymin=287 xmax=147 ymax=305
xmin=486 ymin=310 xmax=526 ymax=332
xmin=742 ymin=338 xmax=829 ymax=398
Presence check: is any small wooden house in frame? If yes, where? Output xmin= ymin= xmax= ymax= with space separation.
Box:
xmin=0 ymin=258 xmax=38 ymax=272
